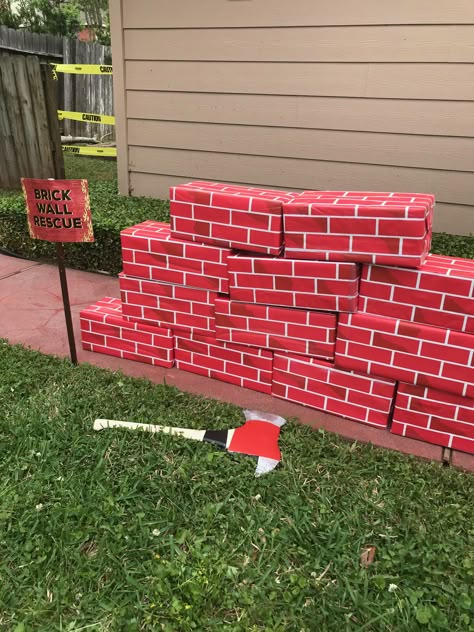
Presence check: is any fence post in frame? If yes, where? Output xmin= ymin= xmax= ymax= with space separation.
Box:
xmin=41 ymin=64 xmax=65 ymax=179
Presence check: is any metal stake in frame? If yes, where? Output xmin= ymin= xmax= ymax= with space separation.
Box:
xmin=56 ymin=242 xmax=77 ymax=365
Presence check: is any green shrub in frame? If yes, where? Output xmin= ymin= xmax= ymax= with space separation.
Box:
xmin=0 ymin=180 xmax=170 ymax=275
xmin=431 ymin=232 xmax=474 ymax=260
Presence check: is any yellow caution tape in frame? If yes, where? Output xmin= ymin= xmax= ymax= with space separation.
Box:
xmin=62 ymin=145 xmax=117 ymax=157
xmin=58 ymin=110 xmax=116 ymax=125
xmin=52 ymin=63 xmax=113 ymax=75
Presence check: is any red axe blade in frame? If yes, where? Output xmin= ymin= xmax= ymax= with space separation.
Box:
xmin=93 ymin=409 xmax=286 ymax=476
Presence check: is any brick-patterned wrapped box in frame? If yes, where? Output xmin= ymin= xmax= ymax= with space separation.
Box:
xmin=120 ymin=275 xmax=217 ymax=336
xmin=227 ymin=255 xmax=360 ymax=312
xmin=80 ymin=297 xmax=174 ymax=367
xmin=272 ymin=353 xmax=396 ymax=427
xmin=170 ymin=181 xmax=295 ymax=255
xmin=283 ymin=191 xmax=434 ymax=268
xmin=121 ymin=220 xmax=231 ymax=293
xmin=215 ymin=298 xmax=336 ymax=358
xmin=336 ymin=313 xmax=474 ymax=398
xmin=391 ymin=383 xmax=474 ymax=455
xmin=175 ymin=331 xmax=273 ymax=394
xmin=359 ymin=254 xmax=474 ymax=334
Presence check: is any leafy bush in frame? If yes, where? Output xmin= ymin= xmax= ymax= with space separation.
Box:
xmin=0 ymin=180 xmax=170 ymax=275
xmin=431 ymin=232 xmax=474 ymax=260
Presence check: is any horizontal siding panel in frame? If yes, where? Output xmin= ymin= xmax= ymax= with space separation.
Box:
xmin=124 ymin=26 xmax=474 ymax=63
xmin=127 ymin=120 xmax=474 ymax=171
xmin=128 ymin=146 xmax=473 ymax=205
xmin=126 ymin=61 xmax=474 ymax=100
xmin=126 ymin=92 xmax=474 ymax=137
xmin=129 ymin=172 xmax=474 ymax=236
xmin=432 ymin=203 xmax=474 ymax=234
xmin=123 ymin=1 xmax=474 ymax=28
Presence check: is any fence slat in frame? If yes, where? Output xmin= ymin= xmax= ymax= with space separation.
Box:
xmin=0 ymin=54 xmax=31 ymax=180
xmin=7 ymin=27 xmax=14 ymax=48
xmin=27 ymin=59 xmax=55 ymax=178
xmin=62 ymin=37 xmax=73 ymax=137
xmin=12 ymin=56 xmax=39 ymax=177
xmin=0 ymin=26 xmax=8 ymax=47
xmin=24 ymin=31 xmax=32 ymax=53
xmin=0 ymin=56 xmax=21 ymax=187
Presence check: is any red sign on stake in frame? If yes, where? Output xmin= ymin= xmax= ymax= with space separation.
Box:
xmin=21 ymin=178 xmax=94 ymax=242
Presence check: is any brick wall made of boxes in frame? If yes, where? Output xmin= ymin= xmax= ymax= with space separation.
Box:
xmin=80 ymin=182 xmax=474 ymax=456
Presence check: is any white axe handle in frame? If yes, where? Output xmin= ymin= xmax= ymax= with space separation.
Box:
xmin=93 ymin=419 xmax=206 ymax=441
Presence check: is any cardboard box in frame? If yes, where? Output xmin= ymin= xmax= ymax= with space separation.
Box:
xmin=228 ymin=255 xmax=360 ymax=312
xmin=215 ymin=298 xmax=336 ymax=358
xmin=120 ymin=274 xmax=217 ymax=336
xmin=170 ymin=181 xmax=295 ymax=255
xmin=359 ymin=254 xmax=474 ymax=334
xmin=335 ymin=312 xmax=474 ymax=398
xmin=391 ymin=383 xmax=474 ymax=455
xmin=175 ymin=331 xmax=273 ymax=394
xmin=272 ymin=353 xmax=396 ymax=427
xmin=80 ymin=297 xmax=174 ymax=367
xmin=300 ymin=191 xmax=435 ymax=205
xmin=283 ymin=192 xmax=434 ymax=268
xmin=121 ymin=220 xmax=231 ymax=293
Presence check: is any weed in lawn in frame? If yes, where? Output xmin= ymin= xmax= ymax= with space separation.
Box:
xmin=0 ymin=341 xmax=473 ymax=631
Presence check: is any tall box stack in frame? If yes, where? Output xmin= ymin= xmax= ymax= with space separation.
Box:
xmin=168 ymin=183 xmax=291 ymax=387
xmin=353 ymin=253 xmax=474 ymax=451
xmin=80 ymin=180 xmax=474 ymax=457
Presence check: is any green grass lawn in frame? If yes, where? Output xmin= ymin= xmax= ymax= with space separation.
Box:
xmin=0 ymin=341 xmax=473 ymax=631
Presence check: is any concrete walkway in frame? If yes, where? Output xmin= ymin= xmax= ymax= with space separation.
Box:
xmin=0 ymin=253 xmax=472 ymax=471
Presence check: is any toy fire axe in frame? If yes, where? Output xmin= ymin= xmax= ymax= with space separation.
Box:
xmin=93 ymin=409 xmax=286 ymax=476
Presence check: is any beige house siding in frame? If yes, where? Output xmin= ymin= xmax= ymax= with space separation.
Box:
xmin=110 ymin=0 xmax=474 ymax=235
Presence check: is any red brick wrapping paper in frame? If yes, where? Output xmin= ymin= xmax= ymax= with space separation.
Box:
xmin=359 ymin=254 xmax=474 ymax=334
xmin=175 ymin=331 xmax=273 ymax=394
xmin=120 ymin=275 xmax=217 ymax=336
xmin=80 ymin=297 xmax=174 ymax=367
xmin=215 ymin=298 xmax=336 ymax=358
xmin=121 ymin=220 xmax=231 ymax=293
xmin=391 ymin=383 xmax=474 ymax=454
xmin=284 ymin=191 xmax=434 ymax=268
xmin=336 ymin=313 xmax=474 ymax=398
xmin=228 ymin=255 xmax=360 ymax=312
xmin=272 ymin=353 xmax=396 ymax=427
xmin=170 ymin=181 xmax=295 ymax=255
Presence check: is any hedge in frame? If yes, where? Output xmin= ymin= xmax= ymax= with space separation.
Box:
xmin=0 ymin=180 xmax=170 ymax=275
xmin=1 ymin=178 xmax=473 ymax=275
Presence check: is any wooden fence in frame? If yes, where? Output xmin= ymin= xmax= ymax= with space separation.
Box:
xmin=0 ymin=53 xmax=61 ymax=188
xmin=0 ymin=27 xmax=114 ymax=142
xmin=0 ymin=25 xmax=62 ymax=58
xmin=62 ymin=38 xmax=113 ymax=142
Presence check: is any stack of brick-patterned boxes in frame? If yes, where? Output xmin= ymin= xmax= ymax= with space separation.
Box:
xmin=353 ymin=255 xmax=474 ymax=452
xmin=80 ymin=181 xmax=474 ymax=456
